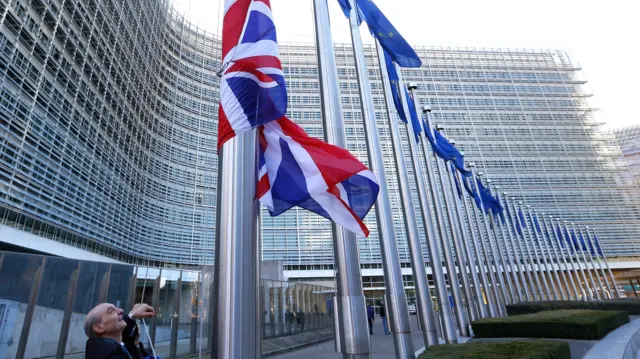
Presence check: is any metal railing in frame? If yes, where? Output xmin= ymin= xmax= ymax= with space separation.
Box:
xmin=0 ymin=251 xmax=334 ymax=359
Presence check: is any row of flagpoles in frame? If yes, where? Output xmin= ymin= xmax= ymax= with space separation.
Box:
xmin=212 ymin=0 xmax=619 ymax=358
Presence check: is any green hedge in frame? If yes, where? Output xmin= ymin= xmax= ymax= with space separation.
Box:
xmin=419 ymin=340 xmax=570 ymax=359
xmin=472 ymin=309 xmax=629 ymax=340
xmin=506 ymin=300 xmax=640 ymax=316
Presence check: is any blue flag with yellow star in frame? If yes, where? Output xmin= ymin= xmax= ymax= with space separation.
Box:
xmin=476 ymin=178 xmax=499 ymax=215
xmin=533 ymin=213 xmax=542 ymax=233
xmin=337 ymin=0 xmax=353 ymax=18
xmin=462 ymin=173 xmax=483 ymax=210
xmin=434 ymin=129 xmax=471 ymax=176
xmin=384 ymin=51 xmax=407 ymax=124
xmin=337 ymin=0 xmax=365 ymax=24
xmin=405 ymin=88 xmax=422 ymax=142
xmin=581 ymin=232 xmax=595 ymax=256
xmin=356 ymin=0 xmax=422 ymax=68
xmin=451 ymin=162 xmax=463 ymax=199
xmin=570 ymin=228 xmax=581 ymax=252
xmin=495 ymin=194 xmax=506 ymax=224
xmin=594 ymin=234 xmax=603 ymax=256
xmin=556 ymin=225 xmax=566 ymax=249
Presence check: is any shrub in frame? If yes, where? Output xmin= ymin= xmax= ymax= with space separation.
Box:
xmin=471 ymin=309 xmax=629 ymax=340
xmin=419 ymin=340 xmax=570 ymax=359
xmin=506 ymin=300 xmax=640 ymax=316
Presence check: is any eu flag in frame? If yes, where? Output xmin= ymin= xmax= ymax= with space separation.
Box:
xmin=425 ymin=122 xmax=450 ymax=160
xmin=356 ymin=0 xmax=422 ymax=68
xmin=495 ymin=194 xmax=506 ymax=224
xmin=384 ymin=51 xmax=407 ymax=124
xmin=462 ymin=173 xmax=482 ymax=210
xmin=476 ymin=177 xmax=498 ymax=215
xmin=556 ymin=225 xmax=566 ymax=249
xmin=594 ymin=234 xmax=603 ymax=255
xmin=564 ymin=227 xmax=575 ymax=253
xmin=542 ymin=218 xmax=554 ymax=245
xmin=435 ymin=130 xmax=465 ymax=170
xmin=515 ymin=214 xmax=523 ymax=236
xmin=533 ymin=214 xmax=542 ymax=233
xmin=504 ymin=196 xmax=517 ymax=236
xmin=451 ymin=162 xmax=463 ymax=199
xmin=337 ymin=0 xmax=353 ymax=18
xmin=424 ymin=124 xmax=471 ymax=175
xmin=570 ymin=229 xmax=581 ymax=252
xmin=518 ymin=209 xmax=527 ymax=228
xmin=405 ymin=89 xmax=422 ymax=142
xmin=337 ymin=0 xmax=365 ymax=24
xmin=583 ymin=232 xmax=596 ymax=256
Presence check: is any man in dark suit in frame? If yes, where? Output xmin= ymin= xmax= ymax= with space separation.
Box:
xmin=366 ymin=304 xmax=375 ymax=335
xmin=84 ymin=302 xmax=155 ymax=359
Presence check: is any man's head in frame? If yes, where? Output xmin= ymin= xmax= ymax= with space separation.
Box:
xmin=84 ymin=303 xmax=127 ymax=339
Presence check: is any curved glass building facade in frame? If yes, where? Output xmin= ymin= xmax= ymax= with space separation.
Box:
xmin=1 ymin=0 xmax=639 ymax=269
xmin=0 ymin=0 xmax=219 ymax=266
xmin=614 ymin=125 xmax=640 ymax=187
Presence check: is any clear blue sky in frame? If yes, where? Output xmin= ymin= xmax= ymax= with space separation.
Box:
xmin=174 ymin=0 xmax=639 ymax=129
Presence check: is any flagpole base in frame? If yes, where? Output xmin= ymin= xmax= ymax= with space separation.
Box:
xmin=423 ymin=329 xmax=439 ymax=348
xmin=335 ymin=293 xmax=370 ymax=355
xmin=391 ymin=332 xmax=415 ymax=359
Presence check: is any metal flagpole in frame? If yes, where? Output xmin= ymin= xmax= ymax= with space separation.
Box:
xmin=415 ymin=104 xmax=469 ymax=336
xmin=439 ymin=154 xmax=476 ymax=326
xmin=492 ymin=187 xmax=525 ymax=303
xmin=526 ymin=207 xmax=562 ymax=300
xmin=347 ymin=4 xmax=414 ymax=356
xmin=485 ymin=181 xmax=517 ymax=305
xmin=313 ymin=1 xmax=371 ymax=356
xmin=213 ymin=132 xmax=260 ymax=359
xmin=535 ymin=210 xmax=568 ymax=301
xmin=424 ymin=126 xmax=475 ymax=328
xmin=375 ymin=41 xmax=439 ymax=348
xmin=472 ymin=176 xmax=509 ymax=313
xmin=505 ymin=197 xmax=541 ymax=301
xmin=446 ymin=158 xmax=484 ymax=320
xmin=588 ymin=227 xmax=619 ymax=298
xmin=396 ymin=78 xmax=458 ymax=343
xmin=467 ymin=165 xmax=501 ymax=316
xmin=517 ymin=201 xmax=552 ymax=300
xmin=542 ymin=214 xmax=580 ymax=300
xmin=458 ymin=168 xmax=493 ymax=317
xmin=486 ymin=186 xmax=519 ymax=304
xmin=552 ymin=216 xmax=587 ymax=299
xmin=436 ymin=138 xmax=478 ymax=323
xmin=584 ymin=227 xmax=614 ymax=299
xmin=499 ymin=192 xmax=530 ymax=302
xmin=525 ymin=206 xmax=560 ymax=300
xmin=571 ymin=223 xmax=601 ymax=300
xmin=585 ymin=227 xmax=617 ymax=299
xmin=512 ymin=199 xmax=547 ymax=300
xmin=559 ymin=220 xmax=591 ymax=300
xmin=468 ymin=169 xmax=506 ymax=315
xmin=577 ymin=226 xmax=607 ymax=300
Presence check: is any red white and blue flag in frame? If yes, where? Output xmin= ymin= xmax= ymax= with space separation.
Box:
xmin=258 ymin=118 xmax=379 ymax=237
xmin=218 ymin=0 xmax=287 ymax=150
xmin=220 ymin=0 xmax=379 ymax=236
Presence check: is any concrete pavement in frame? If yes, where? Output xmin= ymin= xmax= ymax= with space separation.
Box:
xmin=270 ymin=315 xmax=429 ymax=359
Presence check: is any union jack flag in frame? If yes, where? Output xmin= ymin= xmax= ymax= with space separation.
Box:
xmin=218 ymin=0 xmax=287 ymax=150
xmin=220 ymin=0 xmax=379 ymax=236
xmin=258 ymin=118 xmax=379 ymax=237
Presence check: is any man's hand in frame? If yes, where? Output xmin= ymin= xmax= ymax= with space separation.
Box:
xmin=130 ymin=303 xmax=155 ymax=319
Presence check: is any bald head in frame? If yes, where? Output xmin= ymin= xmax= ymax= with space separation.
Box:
xmin=84 ymin=303 xmax=126 ymax=339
